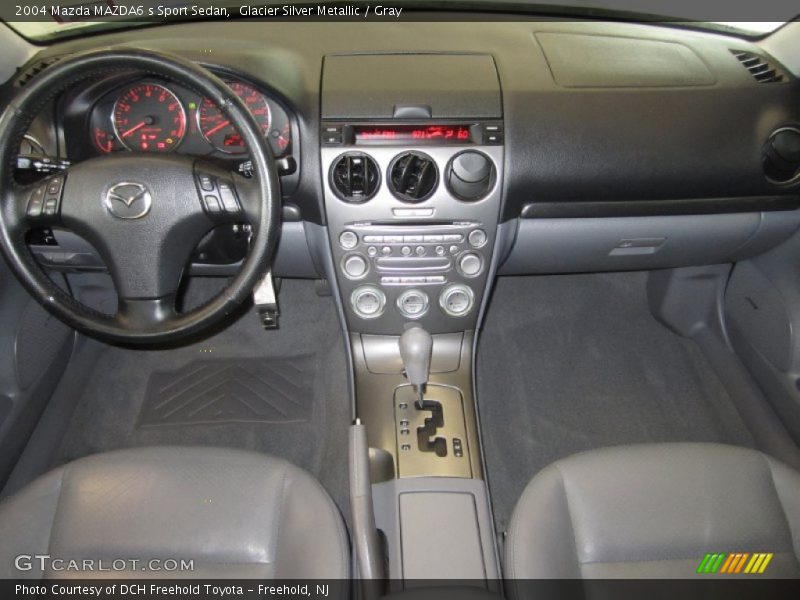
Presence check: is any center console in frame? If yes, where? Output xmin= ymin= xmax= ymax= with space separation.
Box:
xmin=320 ymin=53 xmax=504 ymax=585
xmin=322 ymin=124 xmax=503 ymax=335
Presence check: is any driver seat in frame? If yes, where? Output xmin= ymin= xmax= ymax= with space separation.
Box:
xmin=0 ymin=447 xmax=349 ymax=578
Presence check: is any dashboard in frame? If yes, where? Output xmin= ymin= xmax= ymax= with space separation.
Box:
xmin=5 ymin=18 xmax=800 ymax=290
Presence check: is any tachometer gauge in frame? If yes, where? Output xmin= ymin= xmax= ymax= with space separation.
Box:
xmin=198 ymin=82 xmax=271 ymax=154
xmin=113 ymin=83 xmax=186 ymax=152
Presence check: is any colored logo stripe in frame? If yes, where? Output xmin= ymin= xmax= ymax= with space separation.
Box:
xmin=697 ymin=553 xmax=726 ymax=573
xmin=697 ymin=552 xmax=773 ymax=574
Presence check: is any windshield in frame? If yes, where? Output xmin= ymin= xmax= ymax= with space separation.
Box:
xmin=1 ymin=1 xmax=793 ymax=42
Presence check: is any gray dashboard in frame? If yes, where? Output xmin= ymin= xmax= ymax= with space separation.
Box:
xmin=7 ymin=16 xmax=800 ymax=281
xmin=12 ymin=17 xmax=799 ymax=223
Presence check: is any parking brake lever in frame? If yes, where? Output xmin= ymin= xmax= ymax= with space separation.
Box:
xmin=399 ymin=325 xmax=433 ymax=409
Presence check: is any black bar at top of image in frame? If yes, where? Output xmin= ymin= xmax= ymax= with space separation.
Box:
xmin=0 ymin=0 xmax=798 ymax=24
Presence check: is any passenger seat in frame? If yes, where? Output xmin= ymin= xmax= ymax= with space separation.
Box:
xmin=505 ymin=443 xmax=800 ymax=579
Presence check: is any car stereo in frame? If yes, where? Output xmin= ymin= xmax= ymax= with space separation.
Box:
xmin=320 ymin=120 xmax=504 ymax=335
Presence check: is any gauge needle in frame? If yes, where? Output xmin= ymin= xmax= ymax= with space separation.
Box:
xmin=120 ymin=121 xmax=147 ymax=138
xmin=204 ymin=120 xmax=231 ymax=137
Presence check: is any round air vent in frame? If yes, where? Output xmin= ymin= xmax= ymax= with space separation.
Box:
xmin=329 ymin=152 xmax=380 ymax=203
xmin=388 ymin=151 xmax=438 ymax=203
xmin=445 ymin=151 xmax=495 ymax=201
xmin=764 ymin=127 xmax=800 ymax=185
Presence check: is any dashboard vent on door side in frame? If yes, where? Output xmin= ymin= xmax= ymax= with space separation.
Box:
xmin=730 ymin=50 xmax=787 ymax=84
xmin=388 ymin=151 xmax=439 ymax=203
xmin=329 ymin=152 xmax=380 ymax=203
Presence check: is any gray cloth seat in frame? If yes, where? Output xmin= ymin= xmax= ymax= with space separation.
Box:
xmin=0 ymin=446 xmax=349 ymax=579
xmin=506 ymin=443 xmax=800 ymax=579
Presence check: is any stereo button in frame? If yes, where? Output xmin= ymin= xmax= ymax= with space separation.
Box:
xmin=458 ymin=253 xmax=483 ymax=277
xmin=468 ymin=229 xmax=488 ymax=248
xmin=343 ymin=254 xmax=368 ymax=279
xmin=339 ymin=231 xmax=358 ymax=249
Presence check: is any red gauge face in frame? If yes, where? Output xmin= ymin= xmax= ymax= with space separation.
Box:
xmin=276 ymin=123 xmax=291 ymax=153
xmin=94 ymin=127 xmax=120 ymax=154
xmin=198 ymin=82 xmax=271 ymax=154
xmin=112 ymin=83 xmax=186 ymax=152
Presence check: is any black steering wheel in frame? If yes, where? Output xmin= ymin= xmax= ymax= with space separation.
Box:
xmin=0 ymin=48 xmax=280 ymax=344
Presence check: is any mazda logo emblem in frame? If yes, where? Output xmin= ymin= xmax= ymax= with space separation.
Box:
xmin=104 ymin=182 xmax=152 ymax=219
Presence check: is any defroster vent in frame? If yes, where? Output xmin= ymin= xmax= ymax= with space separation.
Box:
xmin=731 ymin=50 xmax=786 ymax=84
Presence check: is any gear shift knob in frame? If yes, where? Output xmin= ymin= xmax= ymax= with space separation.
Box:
xmin=399 ymin=325 xmax=433 ymax=408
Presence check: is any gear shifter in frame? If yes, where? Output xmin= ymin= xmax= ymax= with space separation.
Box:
xmin=399 ymin=325 xmax=433 ymax=409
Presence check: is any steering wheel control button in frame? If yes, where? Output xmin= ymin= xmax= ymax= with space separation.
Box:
xmin=46 ymin=176 xmax=64 ymax=196
xmin=339 ymin=231 xmax=358 ymax=250
xmin=397 ymin=289 xmax=429 ymax=319
xmin=27 ymin=185 xmax=46 ymax=217
xmin=28 ymin=175 xmax=67 ymax=219
xmin=198 ymin=174 xmax=215 ymax=192
xmin=468 ymin=229 xmax=488 ymax=248
xmin=352 ymin=286 xmax=386 ymax=319
xmin=342 ymin=254 xmax=368 ymax=279
xmin=44 ymin=199 xmax=58 ymax=216
xmin=458 ymin=252 xmax=483 ymax=277
xmin=440 ymin=284 xmax=475 ymax=317
xmin=217 ymin=182 xmax=240 ymax=213
xmin=204 ymin=195 xmax=221 ymax=213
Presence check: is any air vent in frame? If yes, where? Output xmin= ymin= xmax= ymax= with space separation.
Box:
xmin=388 ymin=151 xmax=438 ymax=203
xmin=15 ymin=57 xmax=62 ymax=87
xmin=763 ymin=127 xmax=800 ymax=185
xmin=730 ymin=50 xmax=786 ymax=84
xmin=329 ymin=152 xmax=380 ymax=203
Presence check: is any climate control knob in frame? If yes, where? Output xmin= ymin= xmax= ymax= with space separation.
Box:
xmin=439 ymin=284 xmax=474 ymax=317
xmin=351 ymin=286 xmax=386 ymax=319
xmin=397 ymin=289 xmax=429 ymax=319
xmin=342 ymin=254 xmax=368 ymax=279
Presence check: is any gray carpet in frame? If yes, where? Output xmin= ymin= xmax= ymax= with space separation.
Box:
xmin=477 ymin=272 xmax=757 ymax=533
xmin=50 ymin=278 xmax=352 ymax=521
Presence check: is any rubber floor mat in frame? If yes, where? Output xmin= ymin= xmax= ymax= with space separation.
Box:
xmin=139 ymin=356 xmax=315 ymax=427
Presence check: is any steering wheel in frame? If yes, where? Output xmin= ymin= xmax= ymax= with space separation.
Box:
xmin=0 ymin=48 xmax=280 ymax=344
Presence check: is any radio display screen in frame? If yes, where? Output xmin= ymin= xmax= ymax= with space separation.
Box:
xmin=354 ymin=124 xmax=472 ymax=144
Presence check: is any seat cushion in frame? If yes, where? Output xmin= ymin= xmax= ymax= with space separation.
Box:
xmin=0 ymin=446 xmax=349 ymax=579
xmin=506 ymin=443 xmax=800 ymax=579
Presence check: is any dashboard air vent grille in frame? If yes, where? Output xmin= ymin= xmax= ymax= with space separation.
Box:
xmin=388 ymin=151 xmax=438 ymax=203
xmin=730 ymin=50 xmax=786 ymax=84
xmin=330 ymin=152 xmax=380 ymax=203
xmin=16 ymin=57 xmax=62 ymax=87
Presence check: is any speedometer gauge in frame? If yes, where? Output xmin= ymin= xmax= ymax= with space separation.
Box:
xmin=198 ymin=82 xmax=271 ymax=154
xmin=113 ymin=83 xmax=186 ymax=152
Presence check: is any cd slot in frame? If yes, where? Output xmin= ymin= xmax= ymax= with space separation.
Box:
xmin=376 ymin=257 xmax=452 ymax=272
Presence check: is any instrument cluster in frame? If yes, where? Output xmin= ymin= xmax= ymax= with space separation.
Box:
xmin=87 ymin=77 xmax=293 ymax=159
